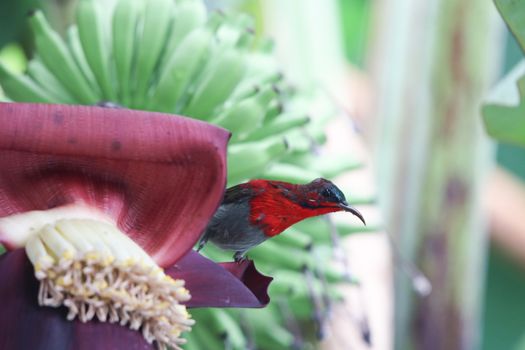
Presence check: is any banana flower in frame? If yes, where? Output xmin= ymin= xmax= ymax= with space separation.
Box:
xmin=0 ymin=103 xmax=271 ymax=350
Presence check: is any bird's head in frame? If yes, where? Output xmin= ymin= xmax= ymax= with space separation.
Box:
xmin=297 ymin=178 xmax=366 ymax=225
xmin=247 ymin=178 xmax=365 ymax=236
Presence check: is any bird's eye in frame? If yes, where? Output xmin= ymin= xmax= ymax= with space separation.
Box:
xmin=321 ymin=188 xmax=332 ymax=198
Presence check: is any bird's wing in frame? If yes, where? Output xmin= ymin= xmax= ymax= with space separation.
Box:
xmin=222 ymin=184 xmax=255 ymax=204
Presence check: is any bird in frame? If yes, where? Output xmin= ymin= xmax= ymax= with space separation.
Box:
xmin=197 ymin=178 xmax=366 ymax=261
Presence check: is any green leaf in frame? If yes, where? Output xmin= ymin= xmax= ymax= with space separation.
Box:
xmin=495 ymin=0 xmax=525 ymax=52
xmin=482 ymin=60 xmax=525 ymax=146
xmin=482 ymin=0 xmax=525 ymax=146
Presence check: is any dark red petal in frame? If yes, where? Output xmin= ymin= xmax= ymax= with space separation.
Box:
xmin=0 ymin=103 xmax=229 ymax=267
xmin=219 ymin=260 xmax=272 ymax=306
xmin=166 ymin=250 xmax=272 ymax=308
xmin=0 ymin=249 xmax=153 ymax=350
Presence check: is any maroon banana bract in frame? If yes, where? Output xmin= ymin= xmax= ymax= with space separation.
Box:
xmin=0 ymin=103 xmax=272 ymax=349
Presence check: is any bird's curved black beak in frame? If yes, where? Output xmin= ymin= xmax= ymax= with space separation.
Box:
xmin=338 ymin=202 xmax=366 ymax=225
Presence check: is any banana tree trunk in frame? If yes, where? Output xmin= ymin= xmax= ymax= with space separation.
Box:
xmin=369 ymin=0 xmax=502 ymax=349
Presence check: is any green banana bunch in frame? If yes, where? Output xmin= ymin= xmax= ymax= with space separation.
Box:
xmin=0 ymin=1 xmax=378 ymax=349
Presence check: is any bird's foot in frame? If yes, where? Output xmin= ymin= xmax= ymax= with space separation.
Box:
xmin=196 ymin=237 xmax=208 ymax=252
xmin=233 ymin=251 xmax=248 ymax=263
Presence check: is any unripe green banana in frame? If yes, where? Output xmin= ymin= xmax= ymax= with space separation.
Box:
xmin=26 ymin=59 xmax=76 ymax=104
xmin=293 ymin=216 xmax=377 ymax=243
xmin=269 ymin=270 xmax=322 ymax=298
xmin=0 ymin=63 xmax=54 ymax=103
xmin=227 ymin=137 xmax=288 ymax=184
xmin=76 ymin=0 xmax=116 ymax=101
xmin=112 ymin=0 xmax=142 ymax=105
xmin=301 ymin=117 xmax=329 ymax=145
xmin=215 ymin=22 xmax=243 ymax=49
xmin=132 ymin=0 xmax=173 ymax=108
xmin=213 ymin=97 xmax=264 ymax=139
xmin=196 ymin=240 xmax=231 ymax=262
xmin=216 ymin=13 xmax=254 ymax=48
xmin=65 ymin=26 xmax=101 ymax=97
xmin=246 ymin=114 xmax=310 ymax=141
xmin=252 ymin=325 xmax=295 ymax=350
xmin=188 ymin=317 xmax=224 ymax=350
xmin=263 ymin=100 xmax=284 ymax=121
xmin=191 ymin=308 xmax=246 ymax=350
xmin=161 ymin=0 xmax=207 ymax=69
xmin=337 ymin=221 xmax=379 ymax=238
xmin=148 ymin=25 xmax=215 ymax=113
xmin=243 ymin=308 xmax=295 ymax=349
xmin=338 ymin=188 xmax=376 ymax=206
xmin=28 ymin=10 xmax=98 ymax=104
xmin=286 ymin=153 xmax=363 ymax=179
xmin=236 ymin=51 xmax=281 ymax=93
xmin=199 ymin=308 xmax=247 ymax=349
xmin=293 ymin=217 xmax=332 ymax=240
xmin=287 ymin=296 xmax=315 ymax=321
xmin=287 ymin=294 xmax=332 ymax=321
xmin=181 ymin=47 xmax=247 ymax=120
xmin=272 ymin=227 xmax=313 ymax=250
xmin=198 ymin=250 xmax=219 ymax=263
xmin=281 ymin=129 xmax=314 ymax=154
xmin=261 ymin=162 xmax=322 ymax=183
xmin=212 ymin=86 xmax=278 ymax=141
xmin=318 ymin=261 xmax=358 ymax=284
xmin=249 ymin=240 xmax=314 ymax=270
xmin=181 ymin=330 xmax=199 ymax=350
xmin=227 ymin=83 xmax=277 ymax=108
xmin=257 ymin=37 xmax=275 ymax=53
xmin=228 ymin=83 xmax=259 ymax=104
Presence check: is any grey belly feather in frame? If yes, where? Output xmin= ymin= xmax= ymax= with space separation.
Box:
xmin=202 ymin=202 xmax=267 ymax=253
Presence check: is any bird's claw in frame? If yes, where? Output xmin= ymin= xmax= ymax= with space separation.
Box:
xmin=196 ymin=236 xmax=207 ymax=252
xmin=233 ymin=251 xmax=248 ymax=263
